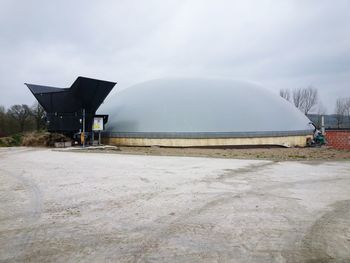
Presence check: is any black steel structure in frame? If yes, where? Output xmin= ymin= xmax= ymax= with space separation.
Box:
xmin=25 ymin=76 xmax=116 ymax=136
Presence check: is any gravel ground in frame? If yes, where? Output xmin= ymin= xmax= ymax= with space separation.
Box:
xmin=0 ymin=147 xmax=350 ymax=262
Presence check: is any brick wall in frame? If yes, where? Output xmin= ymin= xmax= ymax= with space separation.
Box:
xmin=325 ymin=130 xmax=350 ymax=150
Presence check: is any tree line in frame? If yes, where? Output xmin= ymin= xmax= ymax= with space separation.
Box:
xmin=279 ymin=86 xmax=350 ymax=128
xmin=279 ymin=86 xmax=320 ymax=115
xmin=334 ymin=97 xmax=350 ymax=128
xmin=0 ymin=102 xmax=46 ymax=137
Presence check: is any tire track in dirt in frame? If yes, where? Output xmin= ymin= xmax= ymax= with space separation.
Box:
xmin=126 ymin=161 xmax=278 ymax=261
xmin=289 ymin=200 xmax=350 ymax=263
xmin=102 ymin=160 xmax=350 ymax=262
xmin=130 ymin=160 xmax=350 ymax=261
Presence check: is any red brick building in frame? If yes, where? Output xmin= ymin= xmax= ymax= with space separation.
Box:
xmin=325 ymin=129 xmax=350 ymax=150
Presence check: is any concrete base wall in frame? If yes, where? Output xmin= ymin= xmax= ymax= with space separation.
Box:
xmin=104 ymin=135 xmax=312 ymax=148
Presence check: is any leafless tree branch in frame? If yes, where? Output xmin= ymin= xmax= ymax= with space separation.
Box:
xmin=279 ymin=89 xmax=291 ymax=101
xmin=292 ymin=88 xmax=305 ymax=110
xmin=302 ymin=86 xmax=318 ymax=114
xmin=7 ymin=104 xmax=31 ymax=132
xmin=335 ymin=98 xmax=347 ymax=128
xmin=291 ymin=86 xmax=318 ymax=114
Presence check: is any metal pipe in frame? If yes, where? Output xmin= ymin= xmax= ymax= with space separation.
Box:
xmin=321 ymin=115 xmax=325 ymax=135
xmin=82 ymin=108 xmax=85 ymax=148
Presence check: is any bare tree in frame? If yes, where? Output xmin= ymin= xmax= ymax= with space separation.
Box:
xmin=302 ymin=86 xmax=318 ymax=114
xmin=292 ymin=88 xmax=305 ymax=110
xmin=279 ymin=89 xmax=291 ymax=101
xmin=31 ymin=102 xmax=46 ymax=131
xmin=7 ymin=104 xmax=31 ymax=132
xmin=292 ymin=86 xmax=318 ymax=114
xmin=335 ymin=98 xmax=347 ymax=128
xmin=345 ymin=97 xmax=350 ymax=123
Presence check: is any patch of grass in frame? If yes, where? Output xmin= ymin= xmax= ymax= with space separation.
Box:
xmin=11 ymin=134 xmax=23 ymax=145
xmin=0 ymin=132 xmax=70 ymax=147
xmin=0 ymin=133 xmax=23 ymax=147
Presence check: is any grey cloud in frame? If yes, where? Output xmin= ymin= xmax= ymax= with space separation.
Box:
xmin=0 ymin=0 xmax=349 ymax=113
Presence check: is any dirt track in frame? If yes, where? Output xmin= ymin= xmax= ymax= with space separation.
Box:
xmin=91 ymin=146 xmax=350 ymax=161
xmin=0 ymin=147 xmax=350 ymax=262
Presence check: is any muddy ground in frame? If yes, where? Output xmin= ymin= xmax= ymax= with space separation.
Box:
xmin=0 ymin=147 xmax=350 ymax=262
xmin=80 ymin=145 xmax=350 ymax=161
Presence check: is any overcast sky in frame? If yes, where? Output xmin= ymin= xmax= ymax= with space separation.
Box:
xmin=0 ymin=0 xmax=349 ymax=113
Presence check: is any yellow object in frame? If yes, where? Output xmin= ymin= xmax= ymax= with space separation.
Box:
xmin=80 ymin=132 xmax=85 ymax=144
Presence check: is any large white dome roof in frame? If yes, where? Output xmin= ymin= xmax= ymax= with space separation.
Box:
xmin=100 ymin=78 xmax=312 ymax=137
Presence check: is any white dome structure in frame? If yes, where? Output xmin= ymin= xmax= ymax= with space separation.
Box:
xmin=100 ymin=78 xmax=313 ymax=147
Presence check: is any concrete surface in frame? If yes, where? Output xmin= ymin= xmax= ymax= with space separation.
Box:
xmin=0 ymin=147 xmax=350 ymax=262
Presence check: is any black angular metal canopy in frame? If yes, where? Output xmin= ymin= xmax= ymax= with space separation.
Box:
xmin=25 ymin=76 xmax=116 ymax=134
xmin=25 ymin=76 xmax=116 ymax=114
